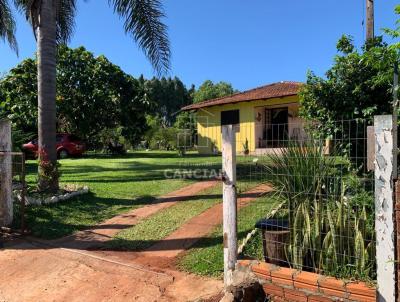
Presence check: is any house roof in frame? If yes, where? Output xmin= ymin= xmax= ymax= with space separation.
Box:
xmin=181 ymin=81 xmax=302 ymax=111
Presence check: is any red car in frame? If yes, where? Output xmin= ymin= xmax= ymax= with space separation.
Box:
xmin=22 ymin=134 xmax=86 ymax=159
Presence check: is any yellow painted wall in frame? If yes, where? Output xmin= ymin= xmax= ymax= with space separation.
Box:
xmin=195 ymin=95 xmax=300 ymax=154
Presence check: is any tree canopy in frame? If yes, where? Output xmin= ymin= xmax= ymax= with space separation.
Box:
xmin=299 ymin=35 xmax=397 ymax=130
xmin=0 ymin=46 xmax=148 ymax=147
xmin=145 ymin=76 xmax=193 ymax=126
xmin=193 ymin=80 xmax=237 ymax=103
xmin=1 ymin=0 xmax=172 ymax=192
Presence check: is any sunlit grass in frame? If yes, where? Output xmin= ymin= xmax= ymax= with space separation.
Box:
xmin=108 ymin=184 xmax=223 ymax=250
xmin=177 ymin=194 xmax=280 ymax=277
xmin=16 ymin=151 xmax=220 ymax=239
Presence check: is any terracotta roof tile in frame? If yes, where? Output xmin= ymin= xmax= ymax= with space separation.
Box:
xmin=182 ymin=81 xmax=302 ymax=111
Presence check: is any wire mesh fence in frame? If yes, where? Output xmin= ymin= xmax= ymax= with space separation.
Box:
xmin=176 ymin=116 xmax=376 ymax=282
xmin=237 ymin=119 xmax=376 ymax=281
xmin=0 ymin=151 xmax=26 ymax=231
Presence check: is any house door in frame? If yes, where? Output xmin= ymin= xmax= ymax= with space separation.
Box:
xmin=265 ymin=108 xmax=288 ymax=147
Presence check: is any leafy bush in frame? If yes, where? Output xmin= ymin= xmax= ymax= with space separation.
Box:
xmin=300 ymin=35 xmax=396 ymax=127
xmin=144 ymin=115 xmax=194 ymax=152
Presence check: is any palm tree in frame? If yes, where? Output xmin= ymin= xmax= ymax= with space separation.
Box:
xmin=0 ymin=0 xmax=170 ymax=192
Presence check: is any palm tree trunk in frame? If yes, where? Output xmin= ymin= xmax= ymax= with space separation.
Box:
xmin=36 ymin=0 xmax=59 ymax=192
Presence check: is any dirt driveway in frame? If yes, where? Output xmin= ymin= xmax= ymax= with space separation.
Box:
xmin=0 ymin=238 xmax=222 ymax=302
xmin=0 ymin=181 xmax=223 ymax=302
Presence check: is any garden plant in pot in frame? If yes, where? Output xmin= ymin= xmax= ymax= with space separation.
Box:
xmin=257 ymin=140 xmax=375 ymax=280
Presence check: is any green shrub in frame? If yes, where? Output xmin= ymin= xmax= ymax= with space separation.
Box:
xmin=263 ymin=140 xmax=375 ymax=281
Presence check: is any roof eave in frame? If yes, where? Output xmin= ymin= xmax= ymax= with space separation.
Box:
xmin=181 ymin=92 xmax=299 ymax=111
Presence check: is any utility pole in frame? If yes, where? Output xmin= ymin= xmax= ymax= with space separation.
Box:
xmin=366 ymin=0 xmax=374 ymax=41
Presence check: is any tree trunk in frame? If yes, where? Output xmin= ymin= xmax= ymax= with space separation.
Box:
xmin=36 ymin=0 xmax=59 ymax=192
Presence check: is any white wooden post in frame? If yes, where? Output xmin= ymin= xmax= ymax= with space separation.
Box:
xmin=0 ymin=119 xmax=12 ymax=226
xmin=222 ymin=125 xmax=237 ymax=288
xmin=374 ymin=115 xmax=396 ymax=302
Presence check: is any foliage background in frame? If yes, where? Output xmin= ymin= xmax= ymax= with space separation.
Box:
xmin=300 ymin=35 xmax=397 ymax=132
xmin=0 ymin=46 xmax=237 ymax=151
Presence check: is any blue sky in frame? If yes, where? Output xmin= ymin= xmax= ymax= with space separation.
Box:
xmin=0 ymin=0 xmax=398 ymax=91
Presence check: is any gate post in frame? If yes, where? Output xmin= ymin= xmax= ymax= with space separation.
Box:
xmin=0 ymin=119 xmax=12 ymax=226
xmin=222 ymin=125 xmax=237 ymax=288
xmin=374 ymin=115 xmax=396 ymax=302
xmin=395 ymin=181 xmax=400 ymax=301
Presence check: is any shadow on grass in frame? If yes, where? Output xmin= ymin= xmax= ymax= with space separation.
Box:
xmin=60 ymin=164 xmax=256 ymax=184
xmin=26 ymin=153 xmax=262 ymax=185
xmin=5 ymin=228 xmax=251 ymax=254
xmin=13 ymin=192 xmax=157 ymax=239
xmin=14 ymin=189 xmax=267 ymax=240
xmin=106 ymin=230 xmax=250 ymax=252
xmin=80 ymin=151 xmax=221 ymax=160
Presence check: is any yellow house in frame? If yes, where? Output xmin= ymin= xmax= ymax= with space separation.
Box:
xmin=181 ymin=81 xmax=305 ymax=155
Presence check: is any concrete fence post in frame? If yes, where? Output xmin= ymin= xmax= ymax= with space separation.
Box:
xmin=0 ymin=119 xmax=12 ymax=226
xmin=374 ymin=115 xmax=396 ymax=302
xmin=222 ymin=125 xmax=237 ymax=288
xmin=395 ymin=181 xmax=400 ymax=301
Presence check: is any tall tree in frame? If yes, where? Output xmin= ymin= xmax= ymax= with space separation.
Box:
xmin=146 ymin=76 xmax=191 ymax=126
xmin=0 ymin=46 xmax=149 ymax=148
xmin=193 ymin=80 xmax=237 ymax=103
xmin=0 ymin=0 xmax=170 ymax=192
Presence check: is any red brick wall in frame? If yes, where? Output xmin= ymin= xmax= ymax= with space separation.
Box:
xmin=238 ymin=260 xmax=376 ymax=302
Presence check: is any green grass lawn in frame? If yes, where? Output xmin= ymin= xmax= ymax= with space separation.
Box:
xmin=177 ymin=194 xmax=281 ymax=278
xmin=107 ymin=173 xmax=261 ymax=251
xmin=15 ymin=151 xmax=270 ymax=241
xmin=17 ymin=151 xmax=223 ymax=239
xmin=108 ymin=184 xmax=223 ymax=250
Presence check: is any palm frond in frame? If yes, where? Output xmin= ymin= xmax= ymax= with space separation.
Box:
xmin=12 ymin=0 xmax=31 ymax=12
xmin=55 ymin=0 xmax=77 ymax=44
xmin=110 ymin=0 xmax=171 ymax=75
xmin=13 ymin=0 xmax=38 ymax=41
xmin=14 ymin=0 xmax=76 ymax=44
xmin=0 ymin=0 xmax=18 ymax=53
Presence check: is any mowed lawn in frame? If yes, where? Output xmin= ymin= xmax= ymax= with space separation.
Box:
xmin=17 ymin=150 xmax=278 ymax=279
xmin=107 ymin=175 xmax=261 ymax=251
xmin=177 ymin=194 xmax=280 ymax=278
xmin=19 ymin=151 xmax=221 ymax=239
xmin=108 ymin=184 xmax=223 ymax=251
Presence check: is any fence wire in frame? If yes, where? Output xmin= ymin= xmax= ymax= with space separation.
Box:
xmin=176 ymin=116 xmax=375 ymax=281
xmin=0 ymin=152 xmax=26 ymax=231
xmin=237 ymin=119 xmax=376 ymax=281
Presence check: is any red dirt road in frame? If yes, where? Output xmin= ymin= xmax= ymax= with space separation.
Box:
xmin=0 ymin=181 xmax=222 ymax=302
xmin=0 ymin=239 xmax=222 ymax=302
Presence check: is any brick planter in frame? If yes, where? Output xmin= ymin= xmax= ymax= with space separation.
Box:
xmin=238 ymin=260 xmax=376 ymax=302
